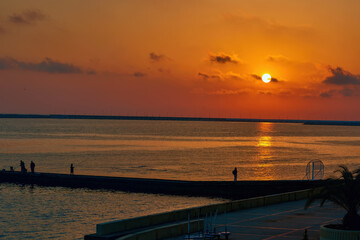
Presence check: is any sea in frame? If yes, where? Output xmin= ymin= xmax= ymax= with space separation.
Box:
xmin=0 ymin=118 xmax=360 ymax=239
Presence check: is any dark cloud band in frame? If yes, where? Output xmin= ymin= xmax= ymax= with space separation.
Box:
xmin=9 ymin=10 xmax=46 ymax=25
xmin=0 ymin=57 xmax=89 ymax=74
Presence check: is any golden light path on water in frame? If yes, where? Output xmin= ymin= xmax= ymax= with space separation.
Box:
xmin=254 ymin=122 xmax=275 ymax=180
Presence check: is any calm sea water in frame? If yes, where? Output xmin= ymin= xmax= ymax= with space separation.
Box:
xmin=0 ymin=183 xmax=223 ymax=239
xmin=1 ymin=118 xmax=360 ymax=180
xmin=0 ymin=118 xmax=360 ymax=239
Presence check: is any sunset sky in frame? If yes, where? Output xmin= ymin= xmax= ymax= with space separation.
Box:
xmin=1 ymin=0 xmax=360 ymax=120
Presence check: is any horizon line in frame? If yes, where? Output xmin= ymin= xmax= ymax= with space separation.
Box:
xmin=0 ymin=113 xmax=360 ymax=125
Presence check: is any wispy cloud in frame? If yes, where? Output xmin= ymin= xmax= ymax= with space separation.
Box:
xmin=209 ymin=53 xmax=239 ymax=64
xmin=251 ymin=74 xmax=262 ymax=80
xmin=320 ymin=88 xmax=360 ymax=98
xmin=8 ymin=10 xmax=46 ymax=25
xmin=0 ymin=57 xmax=90 ymax=74
xmin=258 ymin=91 xmax=272 ymax=96
xmin=266 ymin=55 xmax=290 ymax=63
xmin=193 ymin=88 xmax=249 ymax=96
xmin=209 ymin=89 xmax=249 ymax=95
xmin=226 ymin=72 xmax=242 ymax=80
xmin=149 ymin=52 xmax=168 ymax=62
xmin=271 ymin=77 xmax=279 ymax=83
xmin=198 ymin=72 xmax=221 ymax=81
xmin=323 ymin=67 xmax=360 ymax=85
xmin=198 ymin=71 xmax=243 ymax=82
xmin=133 ymin=71 xmax=146 ymax=77
xmin=339 ymin=88 xmax=356 ymax=97
xmin=320 ymin=90 xmax=336 ymax=98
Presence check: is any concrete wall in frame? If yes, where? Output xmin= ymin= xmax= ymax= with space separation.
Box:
xmin=116 ymin=220 xmax=204 ymax=240
xmin=93 ymin=188 xmax=312 ymax=238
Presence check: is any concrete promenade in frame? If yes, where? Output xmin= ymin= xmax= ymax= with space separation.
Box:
xmin=167 ymin=200 xmax=344 ymax=240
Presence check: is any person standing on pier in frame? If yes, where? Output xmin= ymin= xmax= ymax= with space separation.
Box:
xmin=232 ymin=167 xmax=238 ymax=182
xmin=70 ymin=163 xmax=74 ymax=175
xmin=20 ymin=160 xmax=26 ymax=173
xmin=30 ymin=161 xmax=35 ymax=173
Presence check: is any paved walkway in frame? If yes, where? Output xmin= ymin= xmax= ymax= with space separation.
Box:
xmin=167 ymin=200 xmax=345 ymax=240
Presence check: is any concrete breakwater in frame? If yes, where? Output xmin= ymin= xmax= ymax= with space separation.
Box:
xmin=0 ymin=171 xmax=324 ymax=199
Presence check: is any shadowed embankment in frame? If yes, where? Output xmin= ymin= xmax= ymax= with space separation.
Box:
xmin=0 ymin=171 xmax=326 ymax=200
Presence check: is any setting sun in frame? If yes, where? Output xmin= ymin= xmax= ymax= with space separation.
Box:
xmin=262 ymin=73 xmax=272 ymax=83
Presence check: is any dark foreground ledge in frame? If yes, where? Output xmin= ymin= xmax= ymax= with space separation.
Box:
xmin=0 ymin=171 xmax=325 ymax=199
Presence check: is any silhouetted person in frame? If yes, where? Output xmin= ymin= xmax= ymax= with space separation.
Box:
xmin=70 ymin=163 xmax=74 ymax=175
xmin=232 ymin=167 xmax=238 ymax=182
xmin=20 ymin=160 xmax=25 ymax=173
xmin=30 ymin=161 xmax=35 ymax=173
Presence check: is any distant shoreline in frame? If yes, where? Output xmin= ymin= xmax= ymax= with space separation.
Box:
xmin=0 ymin=113 xmax=360 ymax=126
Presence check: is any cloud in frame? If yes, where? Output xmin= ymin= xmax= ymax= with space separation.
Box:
xmin=133 ymin=71 xmax=146 ymax=77
xmin=8 ymin=10 xmax=46 ymax=25
xmin=226 ymin=72 xmax=242 ymax=80
xmin=209 ymin=53 xmax=239 ymax=64
xmin=198 ymin=72 xmax=221 ymax=81
xmin=0 ymin=58 xmax=17 ymax=69
xmin=319 ymin=88 xmax=360 ymax=98
xmin=198 ymin=72 xmax=210 ymax=79
xmin=149 ymin=52 xmax=167 ymax=62
xmin=320 ymin=90 xmax=335 ymax=98
xmin=323 ymin=67 xmax=360 ymax=85
xmin=339 ymin=88 xmax=360 ymax=97
xmin=157 ymin=68 xmax=171 ymax=74
xmin=266 ymin=55 xmax=290 ymax=63
xmin=210 ymin=89 xmax=249 ymax=95
xmin=339 ymin=88 xmax=355 ymax=97
xmin=197 ymin=71 xmax=243 ymax=82
xmin=251 ymin=74 xmax=262 ymax=80
xmin=193 ymin=88 xmax=249 ymax=95
xmin=0 ymin=57 xmax=86 ymax=74
xmin=86 ymin=69 xmax=96 ymax=75
xmin=278 ymin=91 xmax=293 ymax=97
xmin=258 ymin=91 xmax=272 ymax=96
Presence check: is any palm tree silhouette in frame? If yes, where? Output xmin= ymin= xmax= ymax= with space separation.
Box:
xmin=305 ymin=165 xmax=360 ymax=229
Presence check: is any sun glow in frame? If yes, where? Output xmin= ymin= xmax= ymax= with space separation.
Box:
xmin=262 ymin=73 xmax=271 ymax=83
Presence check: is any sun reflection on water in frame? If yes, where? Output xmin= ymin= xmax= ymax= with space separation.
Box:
xmin=257 ymin=136 xmax=272 ymax=147
xmin=254 ymin=122 xmax=275 ymax=180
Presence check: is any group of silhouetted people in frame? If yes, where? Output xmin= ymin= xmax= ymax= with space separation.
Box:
xmin=18 ymin=161 xmax=74 ymax=175
xmin=20 ymin=160 xmax=36 ymax=174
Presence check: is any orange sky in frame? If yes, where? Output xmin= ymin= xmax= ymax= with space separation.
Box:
xmin=1 ymin=0 xmax=360 ymax=120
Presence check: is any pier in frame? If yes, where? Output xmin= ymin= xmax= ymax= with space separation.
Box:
xmin=0 ymin=171 xmax=325 ymax=200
